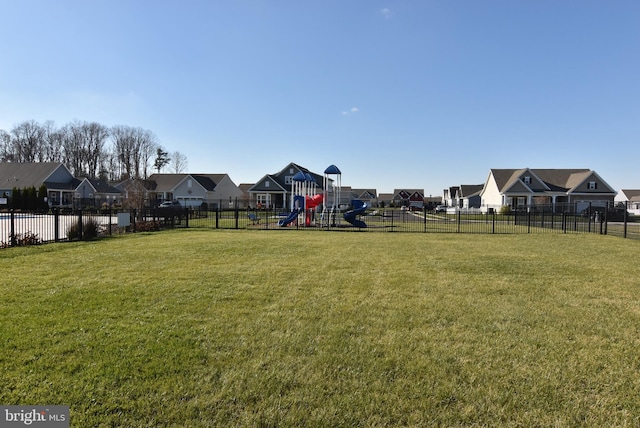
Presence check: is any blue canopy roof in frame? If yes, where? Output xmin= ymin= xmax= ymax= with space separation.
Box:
xmin=292 ymin=171 xmax=307 ymax=181
xmin=324 ymin=165 xmax=341 ymax=174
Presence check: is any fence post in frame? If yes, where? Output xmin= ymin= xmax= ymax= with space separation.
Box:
xmin=623 ymin=201 xmax=628 ymax=238
xmin=10 ymin=210 xmax=16 ymax=247
xmin=492 ymin=210 xmax=495 ymax=234
xmin=108 ymin=209 xmax=112 ymax=237
xmin=527 ymin=208 xmax=531 ymax=233
xmin=77 ymin=209 xmax=83 ymax=241
xmin=423 ymin=207 xmax=427 ymax=233
xmin=54 ymin=208 xmax=60 ymax=242
xmin=184 ymin=208 xmax=189 ymax=228
xmin=457 ymin=209 xmax=461 ymax=233
xmin=132 ymin=209 xmax=136 ymax=232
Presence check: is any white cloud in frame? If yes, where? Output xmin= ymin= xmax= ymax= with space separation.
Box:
xmin=341 ymin=107 xmax=360 ymax=116
xmin=381 ymin=8 xmax=392 ymax=19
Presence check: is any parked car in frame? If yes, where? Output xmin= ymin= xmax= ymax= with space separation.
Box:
xmin=159 ymin=200 xmax=181 ymax=208
xmin=434 ymin=205 xmax=447 ymax=213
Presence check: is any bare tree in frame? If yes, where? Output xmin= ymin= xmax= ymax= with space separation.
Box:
xmin=83 ymin=122 xmax=109 ymax=178
xmin=136 ymin=128 xmax=158 ymax=179
xmin=42 ymin=121 xmax=64 ymax=163
xmin=61 ymin=121 xmax=86 ymax=176
xmin=11 ymin=120 xmax=45 ymax=162
xmin=111 ymin=125 xmax=137 ymax=179
xmin=0 ymin=129 xmax=13 ymax=161
xmin=171 ymin=151 xmax=188 ymax=173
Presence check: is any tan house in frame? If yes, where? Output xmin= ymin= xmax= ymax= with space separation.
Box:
xmin=479 ymin=168 xmax=617 ymax=213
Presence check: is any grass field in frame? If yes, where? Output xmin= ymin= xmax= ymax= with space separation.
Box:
xmin=1 ymin=230 xmax=640 ymax=426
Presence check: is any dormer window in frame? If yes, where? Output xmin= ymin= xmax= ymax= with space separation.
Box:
xmin=523 ymin=176 xmax=531 ymax=184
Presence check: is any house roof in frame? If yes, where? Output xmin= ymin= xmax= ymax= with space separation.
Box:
xmin=352 ymin=188 xmax=377 ymax=199
xmin=0 ymin=162 xmax=72 ymax=189
xmin=621 ymin=189 xmax=640 ymax=202
xmin=392 ymin=189 xmax=424 ymax=199
xmin=458 ymin=185 xmax=483 ymax=198
xmin=148 ymin=173 xmax=227 ymax=192
xmin=490 ymin=168 xmax=613 ymax=194
xmin=248 ymin=162 xmax=326 ymax=193
xmin=87 ymin=179 xmax=121 ymax=194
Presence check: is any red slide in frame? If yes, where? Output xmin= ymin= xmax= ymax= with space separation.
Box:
xmin=305 ymin=194 xmax=324 ymax=209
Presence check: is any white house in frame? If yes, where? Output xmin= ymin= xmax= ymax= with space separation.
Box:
xmin=615 ymin=189 xmax=640 ymax=215
xmin=479 ymin=168 xmax=617 ymax=213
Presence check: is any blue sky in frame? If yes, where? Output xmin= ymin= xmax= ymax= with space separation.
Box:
xmin=1 ymin=1 xmax=638 ymax=196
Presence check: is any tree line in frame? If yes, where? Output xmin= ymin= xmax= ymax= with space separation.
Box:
xmin=0 ymin=120 xmax=188 ymax=181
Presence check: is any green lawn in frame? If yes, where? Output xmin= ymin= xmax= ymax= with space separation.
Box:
xmin=1 ymin=230 xmax=640 ymax=426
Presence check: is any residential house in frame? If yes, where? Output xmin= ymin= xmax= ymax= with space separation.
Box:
xmin=338 ymin=187 xmax=377 ymax=208
xmin=75 ymin=178 xmax=122 ymax=208
xmin=615 ymin=189 xmax=640 ymax=215
xmin=0 ymin=162 xmax=122 ymax=208
xmin=248 ymin=163 xmax=327 ymax=210
xmin=443 ymin=186 xmax=458 ymax=207
xmin=391 ymin=189 xmax=425 ymax=210
xmin=444 ymin=184 xmax=483 ymax=209
xmin=351 ymin=188 xmax=378 ymax=208
xmin=479 ymin=168 xmax=617 ymax=213
xmin=377 ymin=193 xmax=394 ymax=208
xmin=147 ymin=173 xmax=244 ymax=209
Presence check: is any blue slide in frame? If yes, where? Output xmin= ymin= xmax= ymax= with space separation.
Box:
xmin=344 ymin=200 xmax=368 ymax=228
xmin=278 ymin=208 xmax=301 ymax=227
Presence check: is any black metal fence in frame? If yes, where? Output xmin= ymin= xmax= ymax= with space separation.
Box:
xmin=2 ymin=201 xmax=639 ymax=248
xmin=0 ymin=207 xmax=189 ymax=247
xmin=186 ymin=200 xmax=640 ymax=239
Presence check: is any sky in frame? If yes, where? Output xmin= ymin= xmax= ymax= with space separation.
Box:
xmin=1 ymin=0 xmax=639 ymax=196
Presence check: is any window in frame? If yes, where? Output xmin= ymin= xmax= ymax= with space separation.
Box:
xmin=265 ymin=180 xmax=270 ymax=188
xmin=523 ymin=176 xmax=531 ymax=184
xmin=187 ymin=179 xmax=192 ymax=188
xmin=588 ymin=181 xmax=597 ymax=190
xmin=285 ymin=175 xmax=293 ymax=185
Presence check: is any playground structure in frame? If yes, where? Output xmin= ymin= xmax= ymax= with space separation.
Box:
xmin=278 ymin=172 xmax=323 ymax=227
xmin=279 ymin=165 xmax=368 ymax=228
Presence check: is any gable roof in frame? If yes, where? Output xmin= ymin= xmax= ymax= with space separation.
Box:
xmin=489 ymin=168 xmax=615 ymax=194
xmin=621 ymin=189 xmax=640 ymax=202
xmin=248 ymin=162 xmax=326 ymax=193
xmin=147 ymin=173 xmax=228 ymax=192
xmin=458 ymin=185 xmax=483 ymax=198
xmin=0 ymin=162 xmax=73 ymax=189
xmin=87 ymin=179 xmax=121 ymax=194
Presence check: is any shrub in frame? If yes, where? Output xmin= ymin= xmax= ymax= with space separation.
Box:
xmin=67 ymin=217 xmax=100 ymax=241
xmin=134 ymin=221 xmax=161 ymax=232
xmin=499 ymin=205 xmax=512 ymax=215
xmin=0 ymin=232 xmax=42 ymax=248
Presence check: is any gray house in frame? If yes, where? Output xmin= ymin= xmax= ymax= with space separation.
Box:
xmin=248 ymin=163 xmax=327 ymax=209
xmin=444 ymin=184 xmax=483 ymax=209
xmin=0 ymin=162 xmax=121 ymax=208
xmin=147 ymin=173 xmax=245 ymax=209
